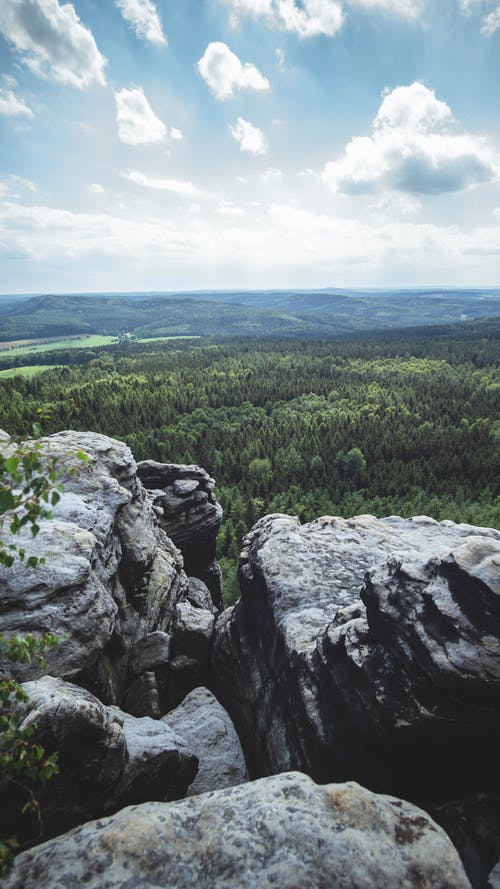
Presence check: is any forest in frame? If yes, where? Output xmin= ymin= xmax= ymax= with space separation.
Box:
xmin=0 ymin=321 xmax=498 ymax=603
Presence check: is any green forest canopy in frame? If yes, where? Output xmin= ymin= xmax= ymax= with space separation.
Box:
xmin=0 ymin=324 xmax=498 ymax=604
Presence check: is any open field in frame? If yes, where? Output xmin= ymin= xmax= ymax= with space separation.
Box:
xmin=0 ymin=365 xmax=59 ymax=378
xmin=0 ymin=335 xmax=117 ymax=357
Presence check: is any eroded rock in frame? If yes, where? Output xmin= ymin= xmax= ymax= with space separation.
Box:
xmin=0 ymin=676 xmax=197 ymax=846
xmin=137 ymin=460 xmax=223 ymax=608
xmin=213 ymin=514 xmax=500 ymax=808
xmin=163 ymin=687 xmax=248 ymax=795
xmin=0 ymin=431 xmax=188 ymax=710
xmin=5 ymin=773 xmax=470 ymax=889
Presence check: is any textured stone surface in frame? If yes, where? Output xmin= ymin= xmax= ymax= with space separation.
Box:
xmin=0 ymin=676 xmax=197 ymax=846
xmin=163 ymin=687 xmax=248 ymax=795
xmin=488 ymin=862 xmax=500 ymax=889
xmin=0 ymin=431 xmax=188 ymax=709
xmin=5 ymin=773 xmax=470 ymax=889
xmin=213 ymin=514 xmax=500 ymax=806
xmin=431 ymin=795 xmax=500 ymax=888
xmin=138 ymin=460 xmax=223 ymax=608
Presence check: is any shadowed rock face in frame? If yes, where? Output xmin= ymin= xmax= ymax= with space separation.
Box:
xmin=137 ymin=461 xmax=223 ymax=609
xmin=0 ymin=676 xmax=197 ymax=846
xmin=213 ymin=514 xmax=500 ymax=808
xmin=0 ymin=432 xmax=196 ymax=711
xmin=5 ymin=772 xmax=470 ymax=889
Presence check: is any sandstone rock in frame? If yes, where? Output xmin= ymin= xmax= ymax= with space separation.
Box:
xmin=187 ymin=576 xmax=218 ymax=614
xmin=431 ymin=795 xmax=500 ymax=888
xmin=137 ymin=460 xmax=223 ymax=608
xmin=163 ymin=687 xmax=247 ymax=795
xmin=0 ymin=431 xmax=188 ymax=711
xmin=162 ymin=602 xmax=215 ymax=709
xmin=5 ymin=773 xmax=470 ymax=889
xmin=488 ymin=862 xmax=500 ymax=889
xmin=213 ymin=514 xmax=500 ymax=807
xmin=0 ymin=676 xmax=197 ymax=846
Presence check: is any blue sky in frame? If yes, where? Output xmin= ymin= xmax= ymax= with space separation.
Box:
xmin=1 ymin=0 xmax=500 ymax=293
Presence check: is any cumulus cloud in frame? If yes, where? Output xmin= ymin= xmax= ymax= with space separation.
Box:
xmin=481 ymin=5 xmax=500 ymax=34
xmin=0 ymin=0 xmax=107 ymax=88
xmin=0 ymin=87 xmax=33 ymax=117
xmin=115 ymin=87 xmax=167 ymax=146
xmin=323 ymin=82 xmax=498 ymax=195
xmin=198 ymin=42 xmax=269 ymax=101
xmin=276 ymin=0 xmax=344 ymax=37
xmin=122 ymin=170 xmax=208 ymax=197
xmin=115 ymin=0 xmax=166 ymax=45
xmin=224 ymin=0 xmax=423 ymax=36
xmin=229 ymin=117 xmax=268 ymax=155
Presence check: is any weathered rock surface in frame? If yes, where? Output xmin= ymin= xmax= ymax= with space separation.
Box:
xmin=431 ymin=795 xmax=500 ymax=888
xmin=488 ymin=862 xmax=500 ymax=889
xmin=5 ymin=772 xmax=470 ymax=889
xmin=163 ymin=687 xmax=248 ymax=795
xmin=0 ymin=431 xmax=190 ymax=709
xmin=213 ymin=514 xmax=500 ymax=809
xmin=138 ymin=460 xmax=223 ymax=608
xmin=0 ymin=676 xmax=197 ymax=846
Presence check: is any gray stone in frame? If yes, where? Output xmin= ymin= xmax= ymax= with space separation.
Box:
xmin=129 ymin=631 xmax=172 ymax=677
xmin=122 ymin=671 xmax=160 ymax=718
xmin=163 ymin=687 xmax=247 ymax=795
xmin=488 ymin=862 xmax=500 ymax=889
xmin=213 ymin=514 xmax=500 ymax=806
xmin=0 ymin=676 xmax=197 ymax=846
xmin=5 ymin=773 xmax=470 ymax=889
xmin=187 ymin=576 xmax=218 ymax=614
xmin=138 ymin=460 xmax=223 ymax=608
xmin=0 ymin=431 xmax=189 ymax=710
xmin=174 ymin=601 xmax=215 ymax=660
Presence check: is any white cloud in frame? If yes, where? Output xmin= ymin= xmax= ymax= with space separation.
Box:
xmin=348 ymin=0 xmax=425 ymax=19
xmin=197 ymin=42 xmax=269 ymax=101
xmin=224 ymin=0 xmax=423 ymax=36
xmin=481 ymin=5 xmax=500 ymax=34
xmin=122 ymin=170 xmax=208 ymax=197
xmin=229 ymin=117 xmax=268 ymax=155
xmin=0 ymin=87 xmax=33 ymax=117
xmin=171 ymin=128 xmax=184 ymax=141
xmin=276 ymin=0 xmax=344 ymax=37
xmin=89 ymin=183 xmax=104 ymax=194
xmin=324 ymin=82 xmax=498 ymax=195
xmin=260 ymin=166 xmax=283 ymax=181
xmin=0 ymin=0 xmax=106 ymax=89
xmin=115 ymin=0 xmax=166 ymax=45
xmin=115 ymin=87 xmax=167 ymax=146
xmin=3 ymin=195 xmax=500 ymax=288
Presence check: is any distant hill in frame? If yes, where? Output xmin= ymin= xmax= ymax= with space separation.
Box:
xmin=0 ymin=289 xmax=498 ymax=341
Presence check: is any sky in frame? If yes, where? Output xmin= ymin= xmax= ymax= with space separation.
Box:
xmin=1 ymin=0 xmax=500 ymax=293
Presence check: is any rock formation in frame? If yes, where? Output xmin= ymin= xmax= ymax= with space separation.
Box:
xmin=137 ymin=460 xmax=223 ymax=608
xmin=5 ymin=773 xmax=470 ymax=889
xmin=163 ymin=687 xmax=248 ymax=795
xmin=1 ymin=676 xmax=197 ymax=845
xmin=0 ymin=431 xmax=222 ymax=716
xmin=213 ymin=513 xmax=500 ymax=808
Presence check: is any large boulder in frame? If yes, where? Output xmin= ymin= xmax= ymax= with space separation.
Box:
xmin=0 ymin=676 xmax=198 ymax=846
xmin=5 ymin=772 xmax=470 ymax=889
xmin=163 ymin=687 xmax=248 ymax=795
xmin=137 ymin=461 xmax=223 ymax=609
xmin=0 ymin=431 xmax=218 ymax=714
xmin=213 ymin=514 xmax=500 ymax=808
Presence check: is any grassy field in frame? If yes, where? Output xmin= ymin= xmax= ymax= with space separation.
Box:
xmin=0 ymin=365 xmax=59 ymax=378
xmin=0 ymin=335 xmax=117 ymax=357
